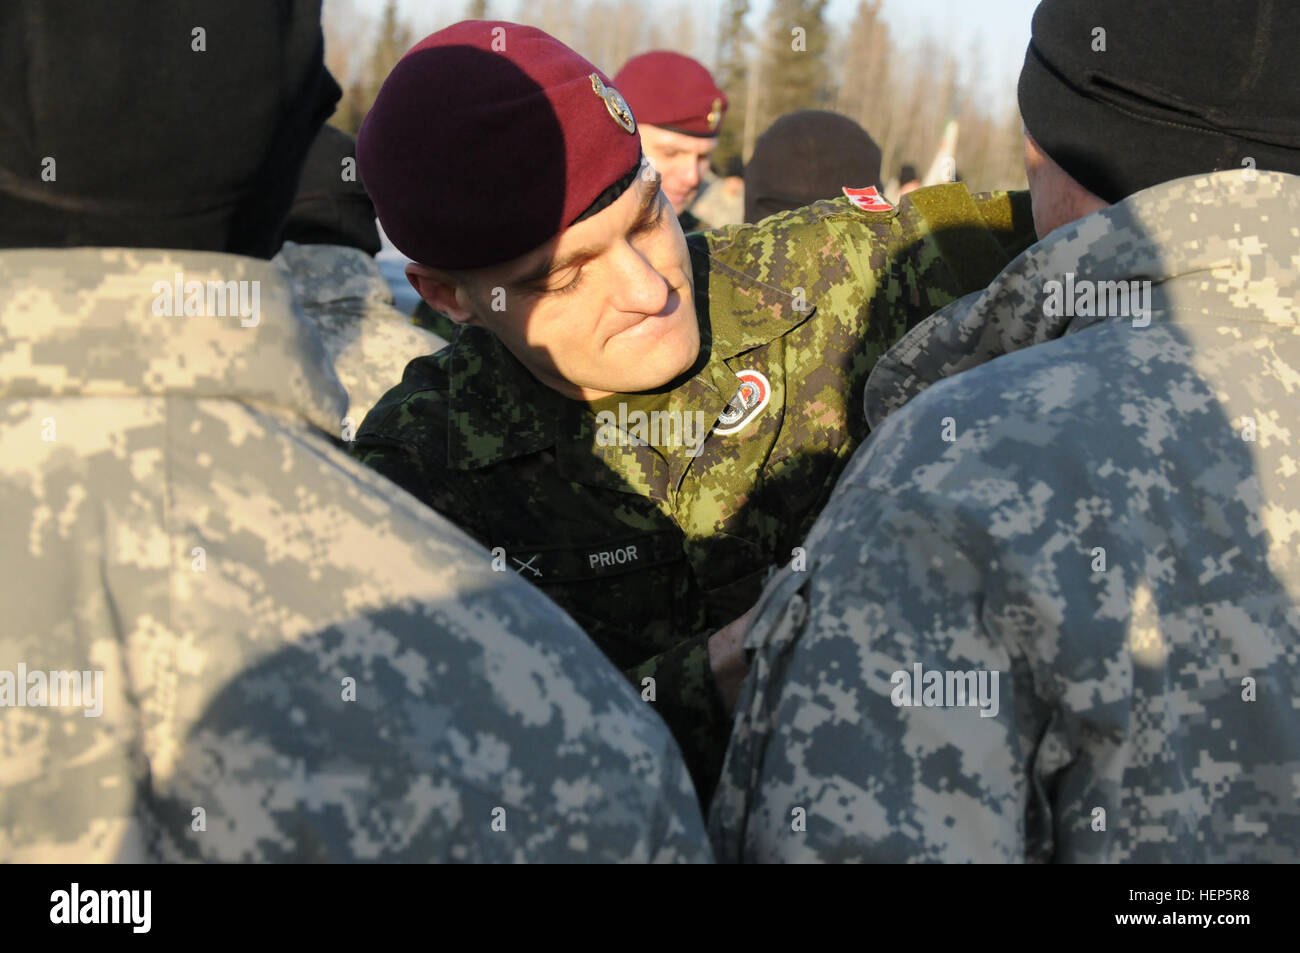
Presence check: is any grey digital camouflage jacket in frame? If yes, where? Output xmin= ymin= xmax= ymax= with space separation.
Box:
xmin=0 ymin=247 xmax=710 ymax=863
xmin=710 ymin=170 xmax=1300 ymax=863
xmin=273 ymin=241 xmax=446 ymax=431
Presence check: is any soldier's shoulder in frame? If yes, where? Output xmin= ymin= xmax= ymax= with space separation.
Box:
xmin=689 ymin=196 xmax=901 ymax=297
xmin=354 ymin=345 xmax=452 ymax=444
xmin=899 ymin=184 xmax=1036 ymax=260
xmin=846 ymin=319 xmax=1129 ymax=498
xmin=692 ymin=187 xmax=1025 ymax=274
xmin=331 ymin=301 xmax=447 ymax=368
xmin=702 ymin=195 xmax=898 ymax=254
xmin=968 ymin=188 xmax=1032 ymax=224
xmin=275 ymin=242 xmax=391 ymax=307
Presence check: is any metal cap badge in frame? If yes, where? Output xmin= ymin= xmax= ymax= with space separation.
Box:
xmin=707 ymin=97 xmax=723 ymax=132
xmin=590 ymin=74 xmax=636 ymax=135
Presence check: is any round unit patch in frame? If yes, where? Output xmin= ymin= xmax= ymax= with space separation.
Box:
xmin=714 ymin=369 xmax=771 ymax=436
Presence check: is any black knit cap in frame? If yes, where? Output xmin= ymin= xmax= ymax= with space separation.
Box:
xmin=744 ymin=110 xmax=883 ymax=223
xmin=282 ymin=125 xmax=381 ymax=256
xmin=1018 ymin=0 xmax=1300 ymax=204
xmin=0 ymin=0 xmax=340 ymax=257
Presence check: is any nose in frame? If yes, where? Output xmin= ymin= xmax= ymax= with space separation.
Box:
xmin=611 ymin=240 xmax=671 ymax=316
xmin=681 ymin=156 xmax=700 ymax=190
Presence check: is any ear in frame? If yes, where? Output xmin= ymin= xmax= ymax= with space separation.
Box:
xmin=406 ymin=263 xmax=475 ymax=325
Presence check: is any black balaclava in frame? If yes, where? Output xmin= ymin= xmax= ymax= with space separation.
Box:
xmin=744 ymin=110 xmax=883 ymax=223
xmin=281 ymin=124 xmax=381 ymax=256
xmin=0 ymin=0 xmax=341 ymax=257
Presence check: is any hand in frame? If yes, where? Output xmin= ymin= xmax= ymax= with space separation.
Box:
xmin=708 ymin=606 xmax=757 ymax=714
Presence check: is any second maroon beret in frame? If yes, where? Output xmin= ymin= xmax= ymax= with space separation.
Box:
xmin=613 ymin=51 xmax=727 ymax=138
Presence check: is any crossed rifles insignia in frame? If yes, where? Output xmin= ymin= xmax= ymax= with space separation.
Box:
xmin=511 ymin=554 xmax=542 ymax=578
xmin=590 ymin=73 xmax=636 ymax=134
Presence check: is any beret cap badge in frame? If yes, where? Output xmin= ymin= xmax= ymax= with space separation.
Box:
xmin=707 ymin=97 xmax=723 ymax=131
xmin=590 ymin=73 xmax=637 ymax=135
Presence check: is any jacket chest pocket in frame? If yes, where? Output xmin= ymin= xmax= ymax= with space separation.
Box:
xmin=494 ymin=529 xmax=705 ymax=670
xmin=499 ymin=528 xmax=683 ymax=585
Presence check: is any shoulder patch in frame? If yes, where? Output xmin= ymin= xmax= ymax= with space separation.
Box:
xmin=842 ymin=185 xmax=893 ymax=213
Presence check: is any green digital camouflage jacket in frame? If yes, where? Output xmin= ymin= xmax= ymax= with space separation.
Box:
xmin=710 ymin=170 xmax=1300 ymax=862
xmin=0 ymin=247 xmax=711 ymax=863
xmin=354 ymin=183 xmax=1036 ymax=802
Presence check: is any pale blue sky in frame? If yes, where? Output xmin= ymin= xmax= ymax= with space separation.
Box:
xmin=342 ymin=0 xmax=1040 ymax=109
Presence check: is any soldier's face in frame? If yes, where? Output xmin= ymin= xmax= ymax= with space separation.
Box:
xmin=640 ymin=125 xmax=717 ymax=213
xmin=461 ymin=166 xmax=700 ymax=400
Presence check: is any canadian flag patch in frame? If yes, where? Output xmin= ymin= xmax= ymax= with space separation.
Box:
xmin=842 ymin=185 xmax=893 ymax=212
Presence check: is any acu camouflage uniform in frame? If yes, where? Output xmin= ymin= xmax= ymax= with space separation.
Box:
xmin=274 ymin=241 xmax=446 ymax=431
xmin=355 ymin=183 xmax=1036 ymax=802
xmin=0 ymin=247 xmax=711 ymax=863
xmin=710 ymin=170 xmax=1300 ymax=862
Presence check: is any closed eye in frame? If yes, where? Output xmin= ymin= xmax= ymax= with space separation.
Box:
xmin=535 ymin=186 xmax=664 ymax=297
xmin=546 ymin=266 xmax=586 ymax=297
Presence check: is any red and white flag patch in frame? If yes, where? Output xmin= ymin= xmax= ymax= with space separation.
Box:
xmin=842 ymin=185 xmax=893 ymax=213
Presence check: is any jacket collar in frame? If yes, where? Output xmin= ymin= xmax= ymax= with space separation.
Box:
xmin=445 ymin=326 xmax=563 ymax=468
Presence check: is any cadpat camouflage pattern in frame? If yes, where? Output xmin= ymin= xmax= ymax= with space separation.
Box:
xmin=274 ymin=241 xmax=447 ymax=431
xmin=710 ymin=170 xmax=1300 ymax=862
xmin=0 ymin=247 xmax=710 ymax=863
xmin=354 ymin=183 xmax=1037 ymax=802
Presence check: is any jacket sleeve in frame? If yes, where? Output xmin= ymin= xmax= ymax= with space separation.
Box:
xmin=711 ymin=482 xmax=1034 ymax=862
xmin=626 ymin=631 xmax=731 ymax=810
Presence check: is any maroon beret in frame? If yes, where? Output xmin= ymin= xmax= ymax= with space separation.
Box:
xmin=613 ymin=51 xmax=727 ymax=137
xmin=357 ymin=21 xmax=642 ymax=269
